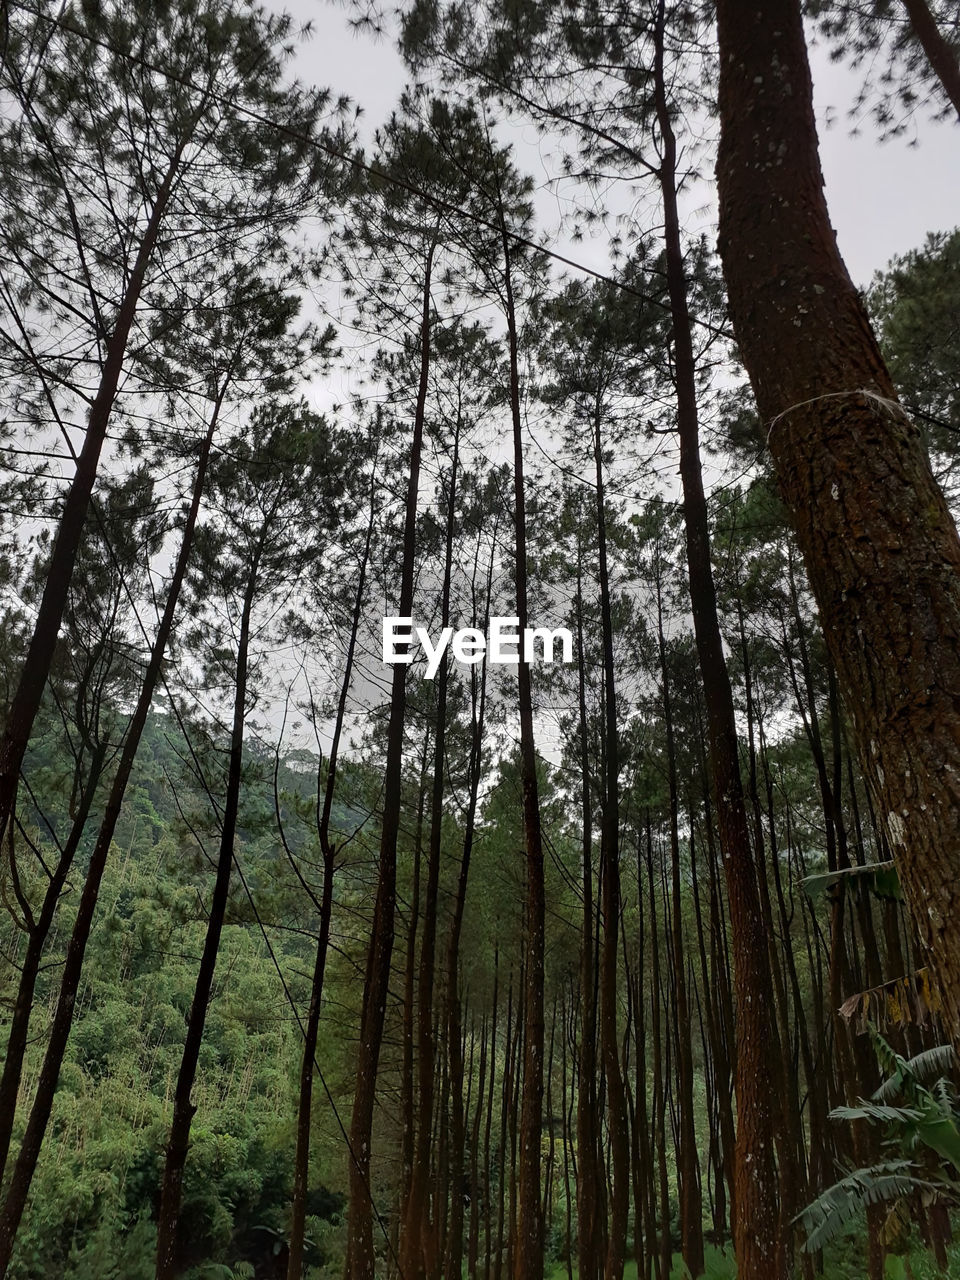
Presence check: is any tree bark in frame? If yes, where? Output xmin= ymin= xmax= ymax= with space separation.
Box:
xmin=592 ymin=399 xmax=630 ymax=1280
xmin=715 ymin=0 xmax=960 ymax=1051
xmin=574 ymin=543 xmax=603 ymax=1280
xmin=402 ymin=421 xmax=461 ymax=1280
xmin=497 ymin=216 xmax=546 ymax=1280
xmin=0 ymin=743 xmax=105 ymax=1183
xmin=443 ymin=540 xmax=492 ymax=1280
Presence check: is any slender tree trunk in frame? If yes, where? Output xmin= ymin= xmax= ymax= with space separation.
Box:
xmin=656 ymin=566 xmax=704 ymax=1278
xmin=715 ymin=0 xmax=960 ymax=1051
xmin=443 ymin=545 xmax=492 ymax=1280
xmin=574 ymin=545 xmax=602 ymax=1280
xmin=644 ymin=819 xmax=672 ymax=1280
xmin=401 ymin=748 xmax=430 ymax=1239
xmin=496 ymin=211 xmax=546 ymax=1280
xmin=0 ymin=395 xmax=220 ymax=1278
xmin=653 ymin=5 xmax=784 ymax=1273
xmin=494 ymin=978 xmax=514 ymax=1280
xmin=467 ymin=1013 xmax=486 ymax=1280
xmin=344 ymin=233 xmax=437 ymax=1280
xmin=154 ymin=530 xmax=266 ymax=1280
xmin=403 ymin=424 xmax=462 ymax=1280
xmin=0 ymin=743 xmax=105 ymax=1182
xmin=483 ymin=953 xmax=499 ymax=1280
xmin=0 ymin=147 xmax=185 ymax=848
xmin=287 ymin=461 xmax=378 ymax=1280
xmin=592 ymin=401 xmax=630 ymax=1280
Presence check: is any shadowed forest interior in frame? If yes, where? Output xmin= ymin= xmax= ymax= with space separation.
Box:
xmin=2 ymin=1 xmax=960 ymax=1278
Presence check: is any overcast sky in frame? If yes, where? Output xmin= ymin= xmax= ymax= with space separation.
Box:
xmin=278 ymin=0 xmax=958 ymax=286
xmin=262 ymin=1 xmax=960 ymax=754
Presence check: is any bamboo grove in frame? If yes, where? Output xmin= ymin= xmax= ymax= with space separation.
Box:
xmin=1 ymin=0 xmax=960 ymax=1278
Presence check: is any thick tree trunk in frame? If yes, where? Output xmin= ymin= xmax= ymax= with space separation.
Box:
xmin=715 ymin=0 xmax=960 ymax=1050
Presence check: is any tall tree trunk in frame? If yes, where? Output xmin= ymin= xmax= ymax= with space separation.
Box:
xmin=403 ymin=422 xmax=462 ymax=1280
xmin=653 ymin=4 xmax=784 ymax=1273
xmin=0 ymin=146 xmax=185 ymax=848
xmin=715 ymin=0 xmax=960 ymax=1051
xmin=574 ymin=540 xmax=603 ymax=1280
xmin=496 ymin=205 xmax=546 ymax=1280
xmin=443 ymin=539 xmax=492 ymax=1280
xmin=483 ymin=952 xmax=500 ymax=1280
xmin=0 ymin=395 xmax=220 ymax=1278
xmin=154 ymin=528 xmax=267 ymax=1280
xmin=592 ymin=400 xmax=630 ymax=1280
xmin=644 ymin=818 xmax=672 ymax=1280
xmin=494 ymin=977 xmax=514 ymax=1280
xmin=656 ymin=574 xmax=704 ymax=1279
xmin=344 ymin=232 xmax=437 ymax=1280
xmin=287 ymin=458 xmax=378 ymax=1280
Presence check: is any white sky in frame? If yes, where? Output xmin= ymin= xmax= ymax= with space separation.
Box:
xmin=279 ymin=0 xmax=959 ymax=286
xmin=263 ymin=0 xmax=959 ymax=758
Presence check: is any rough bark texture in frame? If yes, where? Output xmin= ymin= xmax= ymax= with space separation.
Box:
xmin=715 ymin=0 xmax=960 ymax=1049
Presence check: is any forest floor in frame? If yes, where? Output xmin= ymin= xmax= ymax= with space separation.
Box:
xmin=542 ymin=1237 xmax=960 ymax=1279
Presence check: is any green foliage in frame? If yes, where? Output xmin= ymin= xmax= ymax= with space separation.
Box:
xmin=798 ymin=1033 xmax=960 ymax=1257
xmin=2 ymin=715 xmax=350 ymax=1279
xmin=866 ymin=229 xmax=960 ymax=487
